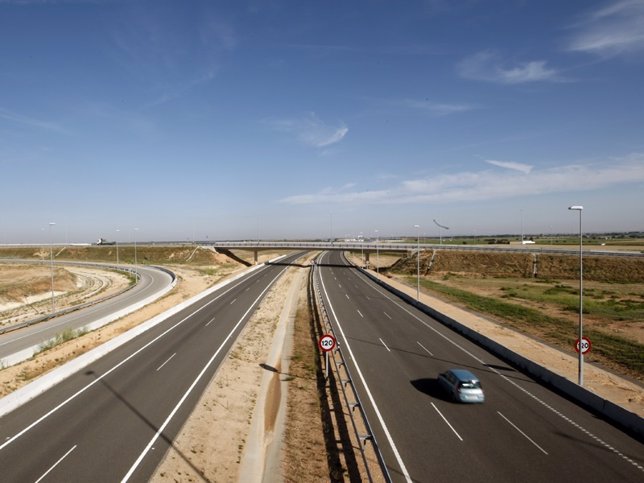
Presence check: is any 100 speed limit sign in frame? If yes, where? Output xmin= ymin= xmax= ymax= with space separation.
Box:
xmin=318 ymin=334 xmax=336 ymax=352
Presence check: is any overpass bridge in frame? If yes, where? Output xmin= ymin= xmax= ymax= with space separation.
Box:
xmin=203 ymin=240 xmax=643 ymax=264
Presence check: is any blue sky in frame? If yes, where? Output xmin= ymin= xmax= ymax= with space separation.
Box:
xmin=1 ymin=0 xmax=643 ymax=243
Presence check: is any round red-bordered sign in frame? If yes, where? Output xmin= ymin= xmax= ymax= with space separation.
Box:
xmin=318 ymin=334 xmax=336 ymax=352
xmin=575 ymin=336 xmax=592 ymax=354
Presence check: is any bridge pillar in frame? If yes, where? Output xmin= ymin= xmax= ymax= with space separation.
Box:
xmin=254 ymin=250 xmax=258 ymax=265
xmin=365 ymin=252 xmax=370 ymax=267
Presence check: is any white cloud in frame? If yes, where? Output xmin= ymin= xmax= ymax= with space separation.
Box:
xmin=567 ymin=0 xmax=644 ymax=57
xmin=280 ymin=154 xmax=644 ymax=205
xmin=486 ymin=159 xmax=533 ymax=174
xmin=266 ymin=113 xmax=348 ymax=148
xmin=457 ymin=51 xmax=561 ymax=84
xmin=399 ymin=99 xmax=476 ymax=116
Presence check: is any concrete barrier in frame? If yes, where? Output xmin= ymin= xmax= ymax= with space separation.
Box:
xmin=353 ymin=261 xmax=643 ymax=442
xmin=0 ymin=258 xmax=284 ymax=418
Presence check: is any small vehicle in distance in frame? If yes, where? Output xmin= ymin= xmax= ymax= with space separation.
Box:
xmin=438 ymin=368 xmax=485 ymax=403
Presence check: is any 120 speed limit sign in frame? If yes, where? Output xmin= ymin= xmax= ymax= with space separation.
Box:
xmin=575 ymin=336 xmax=592 ymax=354
xmin=318 ymin=334 xmax=336 ymax=352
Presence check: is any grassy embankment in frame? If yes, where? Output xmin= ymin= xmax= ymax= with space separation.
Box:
xmin=388 ymin=250 xmax=644 ymax=380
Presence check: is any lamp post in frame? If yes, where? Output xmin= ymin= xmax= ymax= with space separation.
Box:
xmin=414 ymin=224 xmax=420 ymax=301
xmin=375 ymin=229 xmax=379 ymax=278
xmin=568 ymin=205 xmax=584 ymax=386
xmin=116 ymin=228 xmax=120 ymax=265
xmin=134 ymin=227 xmax=139 ymax=271
xmin=48 ymin=222 xmax=56 ymax=314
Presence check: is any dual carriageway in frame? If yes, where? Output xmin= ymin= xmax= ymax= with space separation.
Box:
xmin=0 ymin=247 xmax=641 ymax=482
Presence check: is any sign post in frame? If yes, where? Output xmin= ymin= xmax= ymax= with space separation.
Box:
xmin=319 ymin=334 xmax=336 ymax=380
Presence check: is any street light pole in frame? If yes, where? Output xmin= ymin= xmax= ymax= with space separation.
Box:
xmin=116 ymin=228 xmax=120 ymax=265
xmin=375 ymin=229 xmax=379 ymax=278
xmin=414 ymin=224 xmax=420 ymax=301
xmin=568 ymin=205 xmax=584 ymax=386
xmin=134 ymin=227 xmax=139 ymax=267
xmin=48 ymin=222 xmax=56 ymax=314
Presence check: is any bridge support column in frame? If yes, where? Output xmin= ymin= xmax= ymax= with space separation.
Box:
xmin=254 ymin=250 xmax=258 ymax=265
xmin=365 ymin=252 xmax=370 ymax=268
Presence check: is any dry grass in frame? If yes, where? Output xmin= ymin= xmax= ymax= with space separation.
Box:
xmin=282 ymin=294 xmax=329 ymax=482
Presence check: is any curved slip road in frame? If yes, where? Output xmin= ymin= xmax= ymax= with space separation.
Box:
xmin=0 ymin=262 xmax=174 ymax=366
xmin=315 ymin=251 xmax=643 ymax=483
xmin=0 ymin=252 xmax=303 ymax=482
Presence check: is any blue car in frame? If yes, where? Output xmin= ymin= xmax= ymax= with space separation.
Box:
xmin=438 ymin=368 xmax=485 ymax=403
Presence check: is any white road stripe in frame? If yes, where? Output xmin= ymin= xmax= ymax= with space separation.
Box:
xmin=230 ymin=298 xmax=237 ymax=305
xmin=205 ymin=317 xmax=215 ymax=327
xmin=345 ymin=294 xmax=350 ymax=300
xmin=35 ymin=445 xmax=77 ymax=483
xmin=318 ymin=255 xmax=412 ymax=483
xmin=379 ymin=338 xmax=391 ymax=352
xmin=0 ymin=264 xmax=270 ymax=453
xmin=356 ymin=310 xmax=364 ymax=318
xmin=431 ymin=403 xmax=463 ymax=441
xmin=155 ymin=353 xmax=176 ymax=372
xmin=362 ymin=269 xmax=644 ymax=473
xmin=417 ymin=341 xmax=433 ymax=356
xmin=383 ymin=312 xmax=391 ymax=320
xmin=121 ymin=266 xmax=289 ymax=482
xmin=497 ymin=411 xmax=548 ymax=455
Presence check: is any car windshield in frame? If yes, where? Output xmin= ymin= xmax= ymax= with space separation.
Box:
xmin=459 ymin=381 xmax=481 ymax=389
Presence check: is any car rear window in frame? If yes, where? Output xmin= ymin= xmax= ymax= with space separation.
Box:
xmin=458 ymin=381 xmax=481 ymax=389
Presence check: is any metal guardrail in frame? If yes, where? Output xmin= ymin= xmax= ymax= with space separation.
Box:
xmin=311 ymin=260 xmax=392 ymax=483
xmin=0 ymin=261 xmax=174 ymax=336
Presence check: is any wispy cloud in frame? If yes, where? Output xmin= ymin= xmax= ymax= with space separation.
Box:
xmin=266 ymin=113 xmax=348 ymax=148
xmin=0 ymin=107 xmax=67 ymax=134
xmin=397 ymin=99 xmax=476 ymax=116
xmin=486 ymin=159 xmax=533 ymax=174
xmin=457 ymin=50 xmax=561 ymax=84
xmin=109 ymin=7 xmax=235 ymax=108
xmin=567 ymin=0 xmax=644 ymax=57
xmin=280 ymin=154 xmax=644 ymax=205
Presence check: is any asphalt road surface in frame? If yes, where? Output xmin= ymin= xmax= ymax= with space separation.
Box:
xmin=0 ymin=253 xmax=302 ymax=482
xmin=0 ymin=263 xmax=173 ymax=362
xmin=315 ymin=251 xmax=643 ymax=483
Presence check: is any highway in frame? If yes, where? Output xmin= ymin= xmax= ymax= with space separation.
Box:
xmin=0 ymin=263 xmax=174 ymax=365
xmin=0 ymin=252 xmax=302 ymax=482
xmin=315 ymin=251 xmax=643 ymax=483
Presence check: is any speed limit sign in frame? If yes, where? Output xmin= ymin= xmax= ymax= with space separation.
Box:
xmin=319 ymin=334 xmax=336 ymax=352
xmin=575 ymin=337 xmax=592 ymax=354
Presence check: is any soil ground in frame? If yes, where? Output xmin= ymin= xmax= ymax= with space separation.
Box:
xmin=0 ymin=264 xmax=132 ymax=329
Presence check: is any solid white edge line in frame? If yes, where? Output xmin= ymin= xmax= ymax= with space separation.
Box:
xmin=120 ymin=265 xmax=288 ymax=482
xmin=497 ymin=411 xmax=548 ymax=455
xmin=352 ymin=261 xmax=644 ymax=473
xmin=155 ymin=353 xmax=176 ymax=372
xmin=0 ymin=263 xmax=271 ymax=452
xmin=34 ymin=444 xmax=77 ymax=483
xmin=430 ymin=402 xmax=463 ymax=442
xmin=379 ymin=338 xmax=391 ymax=352
xmin=318 ymin=253 xmax=413 ymax=483
xmin=416 ymin=341 xmax=433 ymax=357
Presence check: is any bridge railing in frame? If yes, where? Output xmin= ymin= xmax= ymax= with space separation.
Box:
xmin=206 ymin=240 xmax=642 ymax=257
